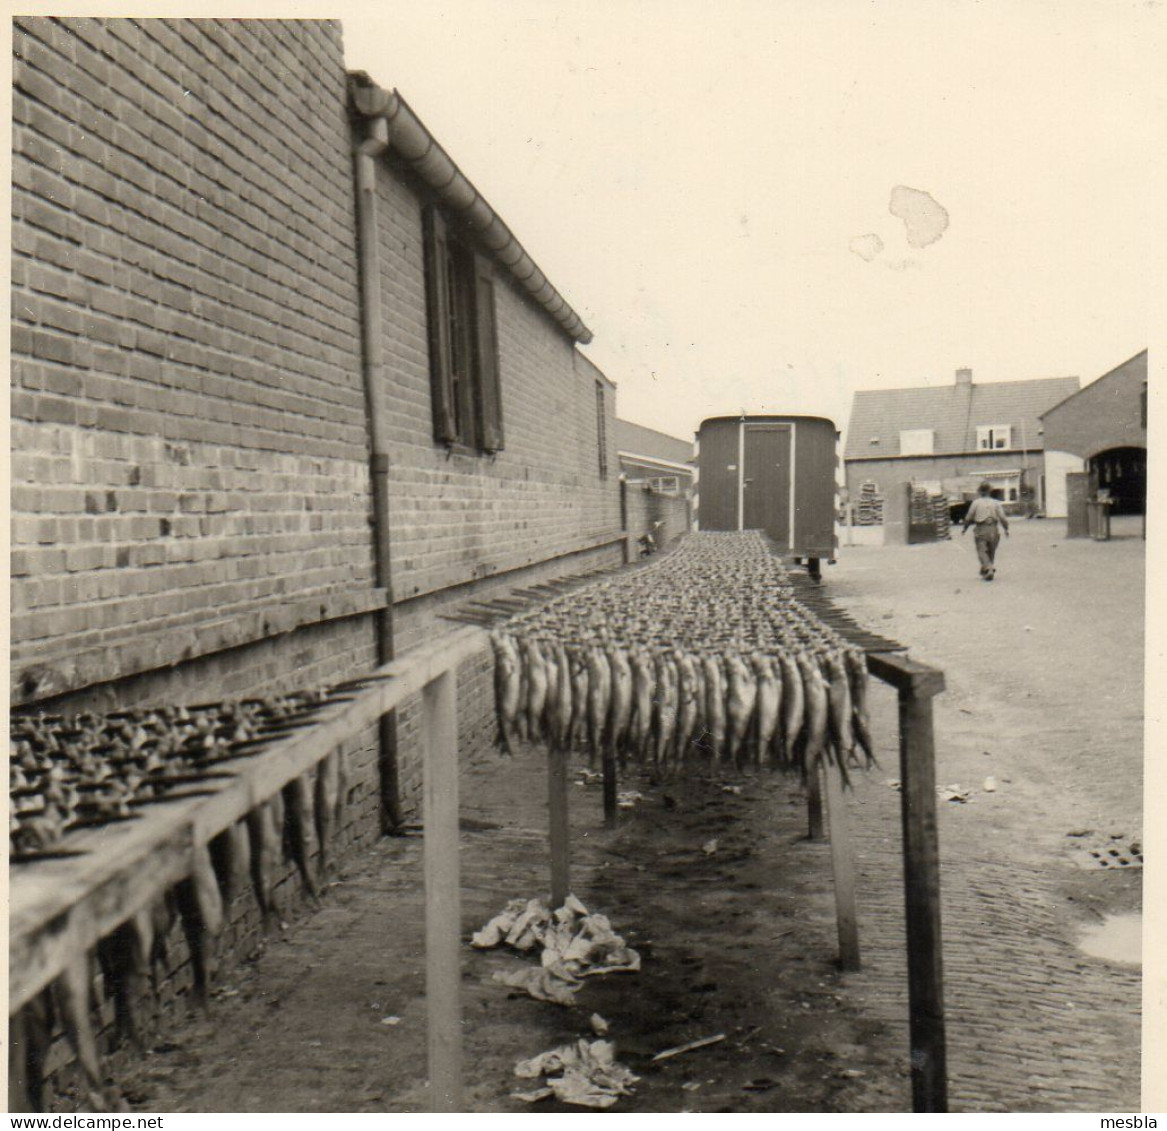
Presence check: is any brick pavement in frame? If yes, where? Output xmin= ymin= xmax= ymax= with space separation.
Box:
xmin=829 ymin=518 xmax=1144 ymax=1112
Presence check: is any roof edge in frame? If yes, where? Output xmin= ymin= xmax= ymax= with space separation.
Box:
xmin=348 ymin=72 xmax=593 ymax=346
xmin=1039 ymin=349 xmax=1148 ymax=419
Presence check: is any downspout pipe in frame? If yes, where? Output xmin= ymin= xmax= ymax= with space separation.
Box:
xmin=353 ymin=114 xmax=404 ymax=832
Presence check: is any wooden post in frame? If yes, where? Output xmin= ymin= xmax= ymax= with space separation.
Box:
xmin=548 ymin=748 xmax=570 ymax=908
xmin=602 ymin=746 xmax=618 ymax=829
xmin=806 ymin=761 xmax=825 ymax=840
xmin=868 ymin=652 xmax=948 ymax=1114
xmin=898 ymin=686 xmax=947 ymax=1112
xmin=422 ymin=670 xmax=462 ymax=1113
xmin=821 ymin=757 xmax=860 ymax=971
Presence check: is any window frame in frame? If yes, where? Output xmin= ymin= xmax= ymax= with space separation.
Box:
xmin=422 ymin=205 xmax=505 ymax=455
xmin=976 ymin=424 xmax=1012 ymax=451
xmin=595 ymin=381 xmax=609 ymax=480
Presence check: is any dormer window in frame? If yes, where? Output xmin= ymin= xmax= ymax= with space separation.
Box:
xmin=976 ymin=425 xmax=1011 ymax=451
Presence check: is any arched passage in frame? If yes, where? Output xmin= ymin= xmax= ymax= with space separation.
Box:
xmin=1088 ymin=446 xmax=1146 ymax=515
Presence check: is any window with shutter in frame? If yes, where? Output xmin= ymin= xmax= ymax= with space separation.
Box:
xmin=596 ymin=381 xmax=608 ymax=479
xmin=474 ymin=254 xmax=504 ymax=452
xmin=423 ymin=206 xmax=506 ymax=454
xmin=422 ymin=207 xmax=457 ymax=444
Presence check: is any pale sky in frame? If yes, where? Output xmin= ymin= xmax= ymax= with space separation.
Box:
xmin=340 ymin=0 xmax=1160 ymax=443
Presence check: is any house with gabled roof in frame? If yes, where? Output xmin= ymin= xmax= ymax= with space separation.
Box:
xmin=843 ymin=367 xmax=1081 ymax=516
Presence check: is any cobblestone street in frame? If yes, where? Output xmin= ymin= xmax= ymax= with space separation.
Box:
xmin=831 ymin=515 xmax=1144 ymax=1111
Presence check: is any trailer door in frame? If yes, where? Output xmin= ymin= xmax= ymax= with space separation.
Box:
xmin=743 ymin=424 xmax=792 ymax=546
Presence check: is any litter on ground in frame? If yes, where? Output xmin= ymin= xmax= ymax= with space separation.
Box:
xmin=652 ymin=1033 xmax=727 ymax=1062
xmin=512 ymin=1039 xmax=639 ymax=1109
xmin=473 ymin=895 xmax=640 ymax=1005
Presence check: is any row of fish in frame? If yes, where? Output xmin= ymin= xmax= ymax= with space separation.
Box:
xmin=9 ymin=746 xmax=349 ymax=1113
xmin=491 ymin=632 xmax=872 ymax=776
xmin=489 ymin=532 xmax=874 ymax=776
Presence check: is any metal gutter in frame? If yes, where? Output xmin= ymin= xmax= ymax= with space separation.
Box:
xmin=617 ymin=451 xmax=695 ymax=474
xmin=352 ymin=111 xmax=404 ymax=832
xmin=348 ymin=72 xmax=593 ymax=345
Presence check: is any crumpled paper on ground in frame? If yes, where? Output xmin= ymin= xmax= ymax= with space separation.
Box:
xmin=493 ymin=965 xmax=582 ymax=1006
xmin=511 ymin=1039 xmax=639 ymax=1109
xmin=474 ymin=894 xmax=640 ymax=1005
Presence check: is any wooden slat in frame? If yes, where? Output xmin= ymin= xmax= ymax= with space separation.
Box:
xmin=548 ymin=748 xmax=570 ymax=908
xmin=867 ymin=652 xmax=945 ymax=698
xmin=806 ymin=762 xmax=825 ymax=841
xmin=423 ymin=669 xmax=463 ymax=1112
xmin=822 ymin=758 xmax=860 ymax=971
xmin=9 ymin=625 xmax=488 ymax=1013
xmin=897 ymin=685 xmax=948 ymax=1112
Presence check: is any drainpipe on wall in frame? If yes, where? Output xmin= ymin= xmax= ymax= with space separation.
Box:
xmin=353 ymin=115 xmax=404 ymax=832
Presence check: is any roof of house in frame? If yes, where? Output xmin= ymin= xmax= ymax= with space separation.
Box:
xmin=844 ymin=375 xmax=1081 ymax=460
xmin=616 ymin=419 xmax=694 ymax=467
xmin=1040 ymin=349 xmax=1147 ymax=421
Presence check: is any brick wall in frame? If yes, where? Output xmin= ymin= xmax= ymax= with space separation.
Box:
xmin=9 ymin=19 xmax=390 ymax=1089
xmin=625 ymin=482 xmax=691 ymax=554
xmin=369 ymin=155 xmax=624 ymax=813
xmin=10 ymin=17 xmax=377 ymax=705
xmin=372 ymin=161 xmax=621 ymax=605
xmin=1041 ymin=351 xmax=1148 ymax=460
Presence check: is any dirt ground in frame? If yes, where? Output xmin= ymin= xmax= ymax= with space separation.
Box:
xmin=101 ymin=516 xmax=1144 ymax=1113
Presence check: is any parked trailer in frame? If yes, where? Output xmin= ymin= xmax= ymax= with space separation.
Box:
xmin=696 ymin=415 xmax=838 ymax=579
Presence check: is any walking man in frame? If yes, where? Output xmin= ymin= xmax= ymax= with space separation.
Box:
xmin=962 ymin=482 xmax=1010 ymax=580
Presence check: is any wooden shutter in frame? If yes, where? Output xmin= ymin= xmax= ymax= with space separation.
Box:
xmin=422 ymin=206 xmax=457 ymax=443
xmin=473 ymin=253 xmax=504 ymax=453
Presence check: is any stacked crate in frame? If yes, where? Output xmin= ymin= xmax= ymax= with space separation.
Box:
xmin=855 ymin=481 xmax=884 ymax=526
xmin=909 ymin=487 xmax=933 ymax=527
xmin=932 ymin=495 xmax=951 ymax=539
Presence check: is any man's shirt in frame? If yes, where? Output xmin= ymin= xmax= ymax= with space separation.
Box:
xmin=965 ymin=496 xmax=1008 ymax=528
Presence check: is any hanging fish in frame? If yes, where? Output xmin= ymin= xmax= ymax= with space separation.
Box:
xmin=779 ymin=652 xmax=805 ymax=765
xmin=522 ymin=636 xmax=550 ymax=745
xmin=540 ymin=638 xmax=561 ymax=740
xmin=674 ymin=651 xmax=701 ymax=765
xmin=796 ymin=652 xmax=829 ymax=774
xmin=685 ymin=653 xmax=708 ymax=762
xmin=491 ymin=631 xmax=522 ymax=755
xmin=605 ymin=645 xmax=635 ymax=763
xmin=315 ymin=751 xmax=340 ymax=870
xmin=702 ymin=653 xmax=727 ymax=764
xmin=567 ymin=645 xmax=590 ymax=751
xmin=174 ymin=841 xmax=224 ymax=1007
xmin=247 ymin=798 xmax=282 ymax=920
xmin=752 ymin=654 xmax=783 ymax=765
xmin=286 ymin=771 xmax=321 ymax=897
xmin=724 ymin=654 xmax=759 ymax=768
xmin=627 ymin=646 xmax=657 ymax=761
xmin=844 ymin=648 xmax=876 ymax=765
xmin=53 ymin=954 xmax=103 ymax=1097
xmin=550 ymin=642 xmax=574 ymax=751
xmin=652 ymin=650 xmax=680 ymax=768
xmin=585 ymin=645 xmax=613 ymax=764
xmin=824 ymin=650 xmax=855 ymax=763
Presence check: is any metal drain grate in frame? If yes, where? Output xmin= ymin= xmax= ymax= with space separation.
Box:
xmin=1070 ymin=835 xmax=1144 ymax=870
xmin=1087 ymin=845 xmax=1143 ymax=870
